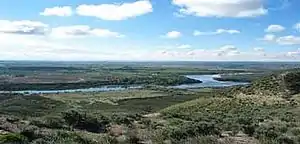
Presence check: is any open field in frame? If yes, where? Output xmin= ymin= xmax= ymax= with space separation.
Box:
xmin=42 ymin=88 xmax=212 ymax=115
xmin=43 ymin=90 xmax=168 ymax=105
xmin=0 ymin=88 xmax=212 ymax=117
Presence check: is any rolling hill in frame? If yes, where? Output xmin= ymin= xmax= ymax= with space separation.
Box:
xmin=161 ymin=69 xmax=300 ymax=143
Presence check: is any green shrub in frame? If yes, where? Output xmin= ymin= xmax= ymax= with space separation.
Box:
xmin=168 ymin=121 xmax=221 ymax=141
xmin=258 ymin=136 xmax=280 ymax=144
xmin=254 ymin=122 xmax=289 ymax=140
xmin=126 ymin=129 xmax=142 ymax=144
xmin=20 ymin=125 xmax=39 ymax=141
xmin=30 ymin=116 xmax=67 ymax=129
xmin=62 ymin=110 xmax=110 ymax=133
xmin=290 ymin=127 xmax=300 ymax=136
xmin=0 ymin=133 xmax=27 ymax=143
xmin=110 ymin=113 xmax=141 ymax=125
xmin=277 ymin=135 xmax=296 ymax=144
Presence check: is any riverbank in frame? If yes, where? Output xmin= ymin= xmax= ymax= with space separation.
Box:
xmin=0 ymin=75 xmax=202 ymax=91
xmin=0 ymin=74 xmax=249 ymax=94
xmin=212 ymin=73 xmax=267 ymax=82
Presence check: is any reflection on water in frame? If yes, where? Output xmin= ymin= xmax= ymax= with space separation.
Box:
xmin=171 ymin=75 xmax=249 ymax=89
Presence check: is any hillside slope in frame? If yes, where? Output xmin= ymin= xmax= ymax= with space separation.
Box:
xmin=217 ymin=69 xmax=300 ymax=98
xmin=161 ymin=70 xmax=300 ymax=143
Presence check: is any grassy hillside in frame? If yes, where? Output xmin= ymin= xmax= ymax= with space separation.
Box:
xmin=0 ymin=94 xmax=67 ymax=117
xmin=216 ymin=69 xmax=300 ymax=98
xmin=161 ymin=70 xmax=300 ymax=143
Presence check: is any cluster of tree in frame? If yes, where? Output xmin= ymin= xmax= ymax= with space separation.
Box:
xmin=212 ymin=73 xmax=265 ymax=83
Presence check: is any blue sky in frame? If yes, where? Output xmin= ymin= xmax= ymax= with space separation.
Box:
xmin=0 ymin=0 xmax=300 ymax=61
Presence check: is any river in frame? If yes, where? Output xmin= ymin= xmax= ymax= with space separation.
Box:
xmin=1 ymin=75 xmax=248 ymax=94
xmin=171 ymin=75 xmax=249 ymax=89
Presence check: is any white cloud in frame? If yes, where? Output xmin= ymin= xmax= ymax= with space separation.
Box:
xmin=0 ymin=33 xmax=131 ymax=61
xmin=217 ymin=29 xmax=240 ymax=34
xmin=177 ymin=44 xmax=191 ymax=49
xmin=172 ymin=0 xmax=267 ymax=18
xmin=260 ymin=34 xmax=276 ymax=41
xmin=0 ymin=20 xmax=48 ymax=35
xmin=198 ymin=45 xmax=241 ymax=57
xmin=40 ymin=6 xmax=73 ymax=16
xmin=294 ymin=23 xmax=300 ymax=32
xmin=76 ymin=0 xmax=152 ymax=20
xmin=164 ymin=31 xmax=181 ymax=39
xmin=194 ymin=29 xmax=240 ymax=36
xmin=216 ymin=45 xmax=238 ymax=56
xmin=51 ymin=25 xmax=124 ymax=38
xmin=0 ymin=35 xmax=298 ymax=61
xmin=259 ymin=34 xmax=300 ymax=45
xmin=287 ymin=51 xmax=300 ymax=57
xmin=276 ymin=35 xmax=300 ymax=45
xmin=265 ymin=24 xmax=285 ymax=33
xmin=219 ymin=45 xmax=237 ymax=51
xmin=157 ymin=45 xmax=241 ymax=60
xmin=253 ymin=47 xmax=264 ymax=52
xmin=253 ymin=47 xmax=266 ymax=56
xmin=149 ymin=45 xmax=270 ymax=61
xmin=286 ymin=48 xmax=300 ymax=58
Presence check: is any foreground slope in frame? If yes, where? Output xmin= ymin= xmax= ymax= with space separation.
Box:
xmin=161 ymin=69 xmax=300 ymax=143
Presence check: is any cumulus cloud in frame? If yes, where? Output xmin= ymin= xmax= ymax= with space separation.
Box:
xmin=259 ymin=34 xmax=300 ymax=45
xmin=40 ymin=6 xmax=73 ymax=16
xmin=265 ymin=24 xmax=285 ymax=33
xmin=0 ymin=20 xmax=124 ymax=39
xmin=276 ymin=35 xmax=300 ymax=45
xmin=214 ymin=45 xmax=239 ymax=56
xmin=0 ymin=20 xmax=48 ymax=35
xmin=164 ymin=31 xmax=181 ymax=39
xmin=76 ymin=0 xmax=152 ymax=20
xmin=193 ymin=29 xmax=240 ymax=36
xmin=172 ymin=0 xmax=267 ymax=18
xmin=51 ymin=25 xmax=124 ymax=38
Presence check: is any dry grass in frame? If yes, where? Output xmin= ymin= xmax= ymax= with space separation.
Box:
xmin=43 ymin=90 xmax=167 ymax=105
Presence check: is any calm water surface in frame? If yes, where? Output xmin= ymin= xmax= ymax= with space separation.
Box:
xmin=172 ymin=75 xmax=248 ymax=89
